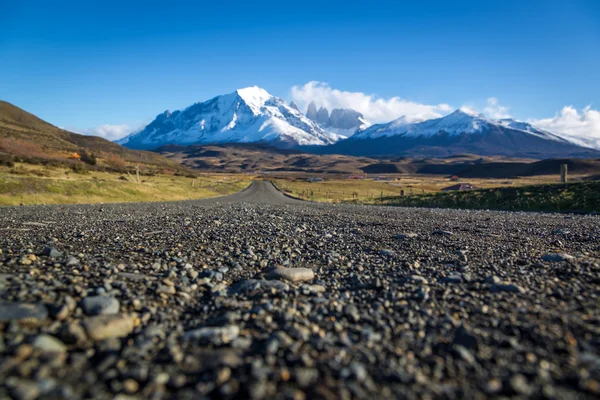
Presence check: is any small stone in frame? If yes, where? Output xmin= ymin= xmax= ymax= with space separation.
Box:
xmin=66 ymin=256 xmax=80 ymax=266
xmin=432 ymin=230 xmax=454 ymax=236
xmin=83 ymin=314 xmax=136 ymax=341
xmin=441 ymin=274 xmax=463 ymax=284
xmin=266 ymin=267 xmax=314 ymax=283
xmin=229 ymin=279 xmax=289 ymax=294
xmin=81 ymin=296 xmax=120 ymax=316
xmin=157 ymin=285 xmax=176 ymax=295
xmin=184 ymin=325 xmax=240 ymax=345
xmin=300 ymin=284 xmax=326 ymax=294
xmin=453 ymin=325 xmax=478 ymax=350
xmin=59 ymin=322 xmax=87 ymax=345
xmin=542 ymin=253 xmax=574 ymax=262
xmin=0 ymin=302 xmax=48 ymax=324
xmin=344 ymin=304 xmax=360 ymax=323
xmin=10 ymin=380 xmax=40 ymax=400
xmin=484 ymin=378 xmax=503 ymax=394
xmin=32 ymin=334 xmax=67 ymax=353
xmin=510 ymin=374 xmax=532 ymax=395
xmin=410 ymin=275 xmax=428 ymax=285
xmin=41 ymin=247 xmax=62 ymax=258
xmin=454 ymin=345 xmax=476 ymax=365
xmin=19 ymin=256 xmax=32 ymax=265
xmin=394 ymin=233 xmax=418 ymax=239
xmin=294 ymin=368 xmax=319 ymax=388
xmin=123 ymin=379 xmax=139 ymax=394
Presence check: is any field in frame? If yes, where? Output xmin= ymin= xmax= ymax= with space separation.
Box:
xmin=272 ymin=174 xmax=569 ymax=203
xmin=0 ymin=163 xmax=252 ymax=206
xmin=361 ymin=180 xmax=600 ymax=213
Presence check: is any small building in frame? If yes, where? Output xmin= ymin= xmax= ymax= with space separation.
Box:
xmin=307 ymin=177 xmax=323 ymax=182
xmin=441 ymin=183 xmax=478 ymax=192
xmin=450 ymin=175 xmax=459 ymax=181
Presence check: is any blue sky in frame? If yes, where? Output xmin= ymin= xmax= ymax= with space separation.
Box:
xmin=1 ymin=0 xmax=599 ymax=140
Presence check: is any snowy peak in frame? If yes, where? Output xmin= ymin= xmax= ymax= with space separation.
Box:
xmin=117 ymin=87 xmax=336 ymax=150
xmin=235 ymin=86 xmax=271 ymax=114
xmin=355 ymin=109 xmax=564 ymax=140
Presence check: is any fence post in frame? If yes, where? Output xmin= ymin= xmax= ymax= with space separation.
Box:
xmin=560 ymin=164 xmax=568 ymax=183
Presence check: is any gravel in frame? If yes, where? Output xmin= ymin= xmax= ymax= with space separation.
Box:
xmin=0 ymin=181 xmax=599 ymax=399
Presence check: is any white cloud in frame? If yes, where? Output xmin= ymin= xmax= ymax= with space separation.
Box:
xmin=530 ymin=106 xmax=600 ymax=149
xmin=483 ymin=97 xmax=511 ymax=119
xmin=290 ymin=81 xmax=452 ymax=123
xmin=67 ymin=124 xmax=140 ymax=141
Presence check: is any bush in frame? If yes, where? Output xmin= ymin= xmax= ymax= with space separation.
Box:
xmin=79 ymin=150 xmax=97 ymax=166
xmin=71 ymin=163 xmax=89 ymax=174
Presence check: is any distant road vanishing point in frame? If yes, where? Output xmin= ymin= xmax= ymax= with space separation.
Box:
xmin=200 ymin=180 xmax=302 ymax=205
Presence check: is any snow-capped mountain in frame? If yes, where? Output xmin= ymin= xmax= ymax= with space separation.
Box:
xmin=355 ymin=109 xmax=566 ymax=142
xmin=117 ymin=87 xmax=337 ymax=150
xmin=324 ymin=109 xmax=600 ymax=158
xmin=305 ymin=101 xmax=370 ymax=138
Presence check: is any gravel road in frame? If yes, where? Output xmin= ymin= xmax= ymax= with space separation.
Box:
xmin=1 ymin=181 xmax=599 ymax=399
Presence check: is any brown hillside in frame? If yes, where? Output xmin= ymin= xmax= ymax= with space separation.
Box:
xmin=0 ymin=100 xmax=188 ymax=173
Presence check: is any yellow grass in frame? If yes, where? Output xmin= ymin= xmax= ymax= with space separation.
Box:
xmin=272 ymin=174 xmax=569 ymax=203
xmin=0 ymin=163 xmax=253 ymax=206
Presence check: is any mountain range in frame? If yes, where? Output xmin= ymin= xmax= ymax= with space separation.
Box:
xmin=111 ymin=86 xmax=599 ymax=158
xmin=117 ymin=87 xmax=340 ymax=150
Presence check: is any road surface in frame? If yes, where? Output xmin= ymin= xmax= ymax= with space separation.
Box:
xmin=200 ymin=180 xmax=303 ymax=205
xmin=0 ymin=181 xmax=599 ymax=399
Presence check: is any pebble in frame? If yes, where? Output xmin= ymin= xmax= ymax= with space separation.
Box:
xmin=32 ymin=334 xmax=67 ymax=353
xmin=83 ymin=314 xmax=136 ymax=341
xmin=184 ymin=325 xmax=240 ymax=345
xmin=0 ymin=302 xmax=48 ymax=324
xmin=542 ymin=253 xmax=575 ymax=262
xmin=266 ymin=267 xmax=315 ymax=282
xmin=41 ymin=246 xmax=63 ymax=258
xmin=81 ymin=296 xmax=120 ymax=315
xmin=432 ymin=230 xmax=454 ymax=236
xmin=490 ymin=283 xmax=526 ymax=294
xmin=394 ymin=233 xmax=418 ymax=239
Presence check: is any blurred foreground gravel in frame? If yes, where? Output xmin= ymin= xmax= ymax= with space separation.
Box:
xmin=0 ymin=181 xmax=599 ymax=399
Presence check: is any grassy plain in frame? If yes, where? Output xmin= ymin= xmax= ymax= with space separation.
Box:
xmin=272 ymin=174 xmax=568 ymax=203
xmin=361 ymin=181 xmax=600 ymax=213
xmin=0 ymin=163 xmax=252 ymax=206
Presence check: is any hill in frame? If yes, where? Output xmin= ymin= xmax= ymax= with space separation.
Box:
xmin=319 ymin=110 xmax=600 ymax=159
xmin=156 ymin=142 xmax=375 ymax=174
xmin=0 ymin=100 xmax=190 ymax=174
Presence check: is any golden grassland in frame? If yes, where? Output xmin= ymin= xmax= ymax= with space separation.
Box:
xmin=0 ymin=163 xmax=252 ymax=206
xmin=272 ymin=174 xmax=574 ymax=203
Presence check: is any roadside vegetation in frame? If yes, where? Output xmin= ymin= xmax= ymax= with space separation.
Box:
xmin=272 ymin=175 xmax=564 ymax=202
xmin=349 ymin=181 xmax=600 ymax=213
xmin=0 ymin=162 xmax=252 ymax=206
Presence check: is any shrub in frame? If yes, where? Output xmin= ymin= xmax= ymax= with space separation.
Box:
xmin=71 ymin=163 xmax=89 ymax=174
xmin=79 ymin=150 xmax=97 ymax=166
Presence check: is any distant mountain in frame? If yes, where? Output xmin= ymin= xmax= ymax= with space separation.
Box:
xmin=321 ymin=109 xmax=600 ymax=158
xmin=118 ymin=87 xmax=336 ymax=150
xmin=304 ymin=101 xmax=370 ymax=138
xmin=0 ymin=100 xmax=185 ymax=172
